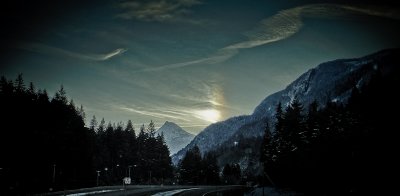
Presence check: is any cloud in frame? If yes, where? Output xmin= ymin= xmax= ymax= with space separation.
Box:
xmin=116 ymin=0 xmax=202 ymax=23
xmin=98 ymin=48 xmax=128 ymax=60
xmin=120 ymin=106 xmax=192 ymax=121
xmin=179 ymin=124 xmax=210 ymax=128
xmin=16 ymin=42 xmax=127 ymax=61
xmin=120 ymin=104 xmax=222 ymax=124
xmin=133 ymin=3 xmax=399 ymax=72
xmin=131 ymin=49 xmax=237 ymax=72
xmin=118 ymin=99 xmax=224 ymax=124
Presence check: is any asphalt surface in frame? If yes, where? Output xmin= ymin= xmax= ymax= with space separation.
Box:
xmin=175 ymin=186 xmax=246 ymax=196
xmin=45 ymin=185 xmax=247 ymax=196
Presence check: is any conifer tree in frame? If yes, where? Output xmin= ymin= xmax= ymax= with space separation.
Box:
xmin=203 ymin=152 xmax=220 ymax=185
xmin=282 ymin=98 xmax=304 ymax=151
xmin=98 ymin=118 xmax=106 ymax=132
xmin=14 ymin=73 xmax=25 ymax=93
xmin=90 ymin=115 xmax=98 ymax=131
xmin=260 ymin=122 xmax=273 ymax=164
xmin=179 ymin=146 xmax=202 ymax=185
xmin=306 ymin=100 xmax=319 ymax=141
xmin=147 ymin=120 xmax=156 ymax=137
xmin=125 ymin=120 xmax=135 ymax=133
xmin=53 ymin=85 xmax=68 ymax=105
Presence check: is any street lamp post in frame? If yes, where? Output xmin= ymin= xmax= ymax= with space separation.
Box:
xmin=128 ymin=165 xmax=132 ymax=178
xmin=104 ymin=167 xmax=108 ymax=185
xmin=52 ymin=164 xmax=56 ymax=185
xmin=49 ymin=164 xmax=56 ymax=192
xmin=149 ymin=170 xmax=152 ymax=185
xmin=96 ymin=171 xmax=100 ymax=186
xmin=116 ymin=164 xmax=119 ymax=178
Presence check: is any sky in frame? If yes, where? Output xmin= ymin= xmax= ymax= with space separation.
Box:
xmin=1 ymin=0 xmax=399 ymax=134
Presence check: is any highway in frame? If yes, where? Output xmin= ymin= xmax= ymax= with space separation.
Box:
xmin=45 ymin=185 xmax=247 ymax=196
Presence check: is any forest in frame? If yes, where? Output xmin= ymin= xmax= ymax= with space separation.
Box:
xmin=0 ymin=75 xmax=173 ymax=195
xmin=259 ymin=65 xmax=398 ymax=194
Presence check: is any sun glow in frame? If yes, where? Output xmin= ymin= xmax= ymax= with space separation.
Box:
xmin=196 ymin=109 xmax=221 ymax=123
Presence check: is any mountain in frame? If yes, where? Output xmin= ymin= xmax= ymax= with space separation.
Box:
xmin=156 ymin=121 xmax=195 ymax=155
xmin=172 ymin=48 xmax=400 ymax=165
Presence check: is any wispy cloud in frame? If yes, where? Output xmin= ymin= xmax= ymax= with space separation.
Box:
xmin=179 ymin=124 xmax=210 ymax=128
xmin=120 ymin=106 xmax=191 ymax=122
xmin=118 ymin=100 xmax=224 ymax=124
xmin=99 ymin=48 xmax=128 ymax=60
xmin=116 ymin=0 xmax=202 ymax=23
xmin=133 ymin=3 xmax=399 ymax=72
xmin=16 ymin=42 xmax=127 ymax=61
xmin=131 ymin=48 xmax=237 ymax=73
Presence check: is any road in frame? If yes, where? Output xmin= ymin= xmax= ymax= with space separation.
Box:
xmin=45 ymin=185 xmax=247 ymax=196
xmin=174 ymin=186 xmax=245 ymax=196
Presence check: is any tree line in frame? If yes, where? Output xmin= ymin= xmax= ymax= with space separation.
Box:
xmin=259 ymin=68 xmax=398 ymax=194
xmin=0 ymin=74 xmax=173 ymax=195
xmin=177 ymin=145 xmax=220 ymax=185
xmin=90 ymin=117 xmax=173 ymax=186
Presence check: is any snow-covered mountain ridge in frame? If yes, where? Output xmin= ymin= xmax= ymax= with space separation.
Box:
xmin=172 ymin=48 xmax=400 ymax=164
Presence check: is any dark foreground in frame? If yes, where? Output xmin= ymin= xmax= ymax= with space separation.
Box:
xmin=43 ymin=185 xmax=247 ymax=196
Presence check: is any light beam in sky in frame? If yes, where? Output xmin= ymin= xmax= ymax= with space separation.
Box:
xmin=195 ymin=109 xmax=221 ymax=123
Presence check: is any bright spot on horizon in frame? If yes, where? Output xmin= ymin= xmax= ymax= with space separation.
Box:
xmin=196 ymin=109 xmax=221 ymax=123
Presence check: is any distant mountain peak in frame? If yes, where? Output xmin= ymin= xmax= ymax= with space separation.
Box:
xmin=158 ymin=121 xmax=193 ymax=136
xmin=156 ymin=121 xmax=195 ymax=155
xmin=162 ymin=121 xmax=181 ymax=129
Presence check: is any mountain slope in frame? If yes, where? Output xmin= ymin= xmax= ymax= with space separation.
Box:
xmin=172 ymin=48 xmax=400 ymax=164
xmin=156 ymin=121 xmax=195 ymax=155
